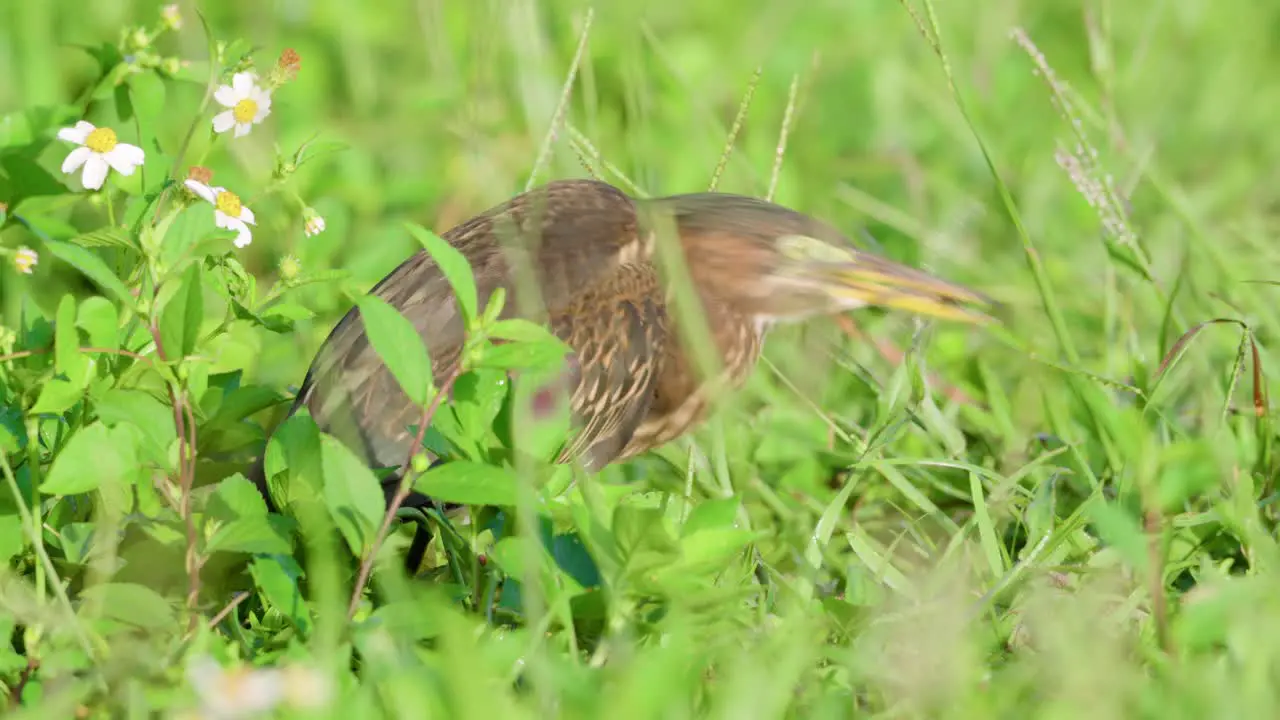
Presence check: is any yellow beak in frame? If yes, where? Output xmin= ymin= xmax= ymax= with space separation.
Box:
xmin=820 ymin=252 xmax=995 ymax=324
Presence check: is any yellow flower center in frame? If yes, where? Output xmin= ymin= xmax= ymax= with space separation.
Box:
xmin=215 ymin=191 xmax=242 ymax=218
xmin=85 ymin=127 xmax=118 ymax=154
xmin=232 ymin=98 xmax=258 ymax=124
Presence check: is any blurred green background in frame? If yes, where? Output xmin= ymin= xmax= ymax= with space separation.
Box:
xmin=7 ymin=0 xmax=1280 ymax=715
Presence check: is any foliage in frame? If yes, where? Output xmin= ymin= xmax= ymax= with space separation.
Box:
xmin=2 ymin=0 xmax=1280 ymax=717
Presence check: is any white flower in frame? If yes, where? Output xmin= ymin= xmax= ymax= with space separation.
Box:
xmin=161 ymin=3 xmax=182 ymax=29
xmin=302 ymin=209 xmax=325 ymax=237
xmin=13 ymin=247 xmax=37 ymax=275
xmin=185 ymin=654 xmax=332 ymax=719
xmin=56 ymin=121 xmax=146 ymax=191
xmin=212 ymin=72 xmax=272 ymax=138
xmin=186 ymin=655 xmax=285 ymax=719
xmin=184 ymin=179 xmax=256 ymax=248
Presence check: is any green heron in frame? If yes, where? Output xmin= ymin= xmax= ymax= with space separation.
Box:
xmin=249 ymin=178 xmax=991 ymax=565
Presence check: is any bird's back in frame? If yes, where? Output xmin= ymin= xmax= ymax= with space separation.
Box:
xmin=281 ymin=179 xmax=667 ymax=483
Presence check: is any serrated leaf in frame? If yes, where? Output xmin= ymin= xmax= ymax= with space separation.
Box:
xmin=319 ymin=434 xmax=387 ymax=556
xmin=406 ymin=223 xmax=477 ymax=324
xmin=159 ymin=261 xmax=203 ymax=358
xmin=414 ymin=461 xmax=519 ymax=507
xmin=206 ymin=473 xmax=270 ymax=522
xmin=43 ymin=239 xmax=136 ymax=311
xmin=356 ymin=295 xmax=433 ymax=406
xmin=68 ymin=226 xmax=137 ymax=250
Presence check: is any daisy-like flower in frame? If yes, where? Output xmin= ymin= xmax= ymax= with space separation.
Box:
xmin=212 ymin=72 xmax=272 ymax=138
xmin=56 ymin=122 xmax=146 ymax=191
xmin=302 ymin=208 xmax=325 ymax=237
xmin=13 ymin=246 xmax=37 ymax=275
xmin=184 ymin=179 xmax=256 ymax=248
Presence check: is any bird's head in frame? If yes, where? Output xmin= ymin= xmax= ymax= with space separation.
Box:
xmin=645 ymin=192 xmax=994 ymax=327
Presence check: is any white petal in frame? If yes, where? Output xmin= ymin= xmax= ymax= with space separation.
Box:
xmin=56 ymin=121 xmax=94 ymax=144
xmin=104 ymin=144 xmax=144 ymax=174
xmin=230 ymin=221 xmax=253 ymax=248
xmin=234 ymin=123 xmax=252 ymax=138
xmin=213 ymin=210 xmax=233 ymax=229
xmin=112 ymin=143 xmax=146 ymax=166
xmin=183 ymin=179 xmax=217 ymax=204
xmin=81 ymin=155 xmax=109 ymax=190
xmin=231 ymin=72 xmax=256 ymax=96
xmin=213 ymin=84 xmax=238 ymax=107
xmin=238 ymin=206 xmax=255 ymax=225
xmin=212 ymin=111 xmax=236 ymax=134
xmin=61 ymin=146 xmax=92 ymax=174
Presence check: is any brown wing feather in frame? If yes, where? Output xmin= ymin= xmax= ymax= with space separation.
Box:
xmin=289 ymin=178 xmax=665 ymax=474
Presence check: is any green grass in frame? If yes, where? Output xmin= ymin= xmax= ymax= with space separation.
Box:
xmin=3 ymin=0 xmax=1280 ymax=717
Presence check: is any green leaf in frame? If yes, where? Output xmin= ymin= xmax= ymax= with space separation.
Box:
xmin=487 ymin=318 xmax=562 ymax=344
xmin=158 ymin=261 xmax=204 ymax=359
xmin=319 ymin=434 xmax=387 ymax=556
xmin=450 ymin=368 xmax=510 ymax=439
xmin=475 ymin=341 xmax=570 ymax=373
xmin=263 ymin=413 xmax=325 ymax=511
xmin=406 ymin=223 xmax=478 ymax=324
xmin=43 ymin=239 xmax=136 ymax=311
xmin=250 ymin=555 xmax=312 ymax=635
xmin=67 ymin=226 xmax=137 ymax=250
xmin=0 ymin=104 xmax=79 ymax=148
xmin=207 ymin=516 xmax=293 ymax=555
xmin=669 ymin=528 xmax=756 ymax=575
xmin=204 ymin=385 xmax=285 ymax=430
xmin=58 ymin=523 xmax=96 ymax=565
xmin=682 ymin=498 xmax=741 ymax=537
xmin=94 ymin=388 xmax=175 ymax=466
xmin=355 ymin=295 xmax=432 ymax=406
xmin=414 ymin=461 xmax=519 ymax=506
xmin=76 ymin=296 xmax=118 ymax=350
xmin=0 ymin=514 xmax=23 ymax=565
xmin=42 ymin=421 xmax=136 ymax=496
xmin=78 ymin=582 xmax=175 ymax=631
xmin=29 ymin=379 xmax=84 ymax=416
xmin=1088 ymin=499 xmax=1148 ymax=573
xmin=54 ymin=293 xmax=91 ymax=386
xmin=206 ymin=473 xmax=269 ymax=522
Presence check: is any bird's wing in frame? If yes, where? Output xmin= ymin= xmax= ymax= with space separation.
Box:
xmin=290 ymin=179 xmax=667 ymax=474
